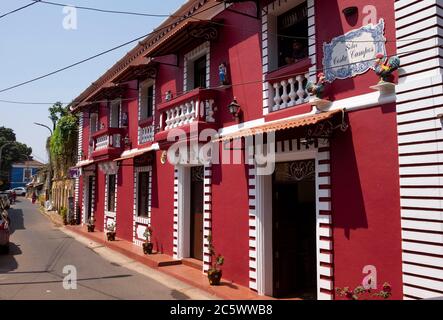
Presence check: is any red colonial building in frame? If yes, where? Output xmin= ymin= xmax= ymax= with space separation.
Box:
xmin=71 ymin=0 xmax=443 ymax=299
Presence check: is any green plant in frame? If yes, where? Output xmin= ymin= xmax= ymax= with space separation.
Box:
xmin=60 ymin=207 xmax=68 ymax=224
xmin=143 ymin=226 xmax=153 ymax=242
xmin=207 ymin=235 xmax=224 ymax=272
xmin=106 ymin=222 xmax=116 ymax=233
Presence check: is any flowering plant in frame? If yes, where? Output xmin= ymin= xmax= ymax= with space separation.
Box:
xmin=143 ymin=226 xmax=153 ymax=242
xmin=106 ymin=222 xmax=116 ymax=232
xmin=336 ymin=282 xmax=392 ymax=300
xmin=87 ymin=217 xmax=96 ymax=225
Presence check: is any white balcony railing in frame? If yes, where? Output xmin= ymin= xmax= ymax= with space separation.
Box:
xmin=164 ymin=101 xmax=198 ymax=130
xmin=139 ymin=124 xmax=155 ymax=144
xmin=270 ymin=72 xmax=310 ymax=111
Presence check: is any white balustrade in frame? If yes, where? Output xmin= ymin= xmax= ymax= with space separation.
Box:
xmin=164 ymin=100 xmax=197 ymax=130
xmin=94 ymin=133 xmax=122 ymax=151
xmin=271 ymin=72 xmax=310 ymax=111
xmin=139 ymin=125 xmax=155 ymax=144
xmin=95 ymin=135 xmax=109 ymax=151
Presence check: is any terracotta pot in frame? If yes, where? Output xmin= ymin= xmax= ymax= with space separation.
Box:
xmin=143 ymin=242 xmax=153 ymax=254
xmin=87 ymin=225 xmax=95 ymax=232
xmin=107 ymin=231 xmax=116 ymax=241
xmin=208 ymin=269 xmax=222 ymax=286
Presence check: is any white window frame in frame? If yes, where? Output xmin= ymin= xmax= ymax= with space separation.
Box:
xmin=109 ymin=100 xmax=121 ymax=128
xmin=264 ymin=0 xmax=309 ymax=72
xmin=183 ymin=41 xmax=210 ymax=92
xmin=138 ymin=79 xmax=155 ymax=121
xmin=23 ymin=168 xmax=32 ymax=182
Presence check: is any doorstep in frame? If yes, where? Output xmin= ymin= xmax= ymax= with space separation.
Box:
xmin=65 ymin=225 xmax=272 ymax=300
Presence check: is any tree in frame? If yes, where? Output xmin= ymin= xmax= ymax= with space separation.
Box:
xmin=49 ymin=102 xmax=68 ymax=131
xmin=0 ymin=127 xmax=33 ymax=189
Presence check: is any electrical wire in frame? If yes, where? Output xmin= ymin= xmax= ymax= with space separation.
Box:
xmin=1 ymin=44 xmax=440 ymax=108
xmin=0 ymin=1 xmax=40 ymax=20
xmin=0 ymin=2 xmax=224 ymax=95
xmin=30 ymin=0 xmax=173 ymax=18
xmin=29 ymin=0 xmax=434 ymax=44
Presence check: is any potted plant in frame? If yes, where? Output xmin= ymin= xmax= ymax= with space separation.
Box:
xmin=60 ymin=207 xmax=68 ymax=225
xmin=207 ymin=235 xmax=224 ymax=286
xmin=87 ymin=217 xmax=96 ymax=232
xmin=106 ymin=222 xmax=116 ymax=241
xmin=142 ymin=226 xmax=154 ymax=254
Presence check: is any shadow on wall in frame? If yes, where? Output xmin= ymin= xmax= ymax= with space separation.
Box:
xmin=330 ymin=119 xmax=368 ymax=239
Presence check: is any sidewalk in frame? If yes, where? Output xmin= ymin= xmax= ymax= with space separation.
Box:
xmin=65 ymin=224 xmax=272 ymax=300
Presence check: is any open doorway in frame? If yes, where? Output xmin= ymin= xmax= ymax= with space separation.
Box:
xmin=190 ymin=166 xmax=204 ymax=260
xmin=272 ymin=160 xmax=317 ymax=299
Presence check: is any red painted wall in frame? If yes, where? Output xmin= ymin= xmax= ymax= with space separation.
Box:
xmin=315 ymin=0 xmax=397 ymax=101
xmin=116 ymin=159 xmax=134 ymax=242
xmin=211 ymin=161 xmax=251 ymax=288
xmin=330 ymin=103 xmax=403 ymax=299
xmin=150 ymin=155 xmax=175 ymax=255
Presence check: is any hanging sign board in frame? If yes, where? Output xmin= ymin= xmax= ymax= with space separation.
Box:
xmin=323 ymin=19 xmax=386 ymax=82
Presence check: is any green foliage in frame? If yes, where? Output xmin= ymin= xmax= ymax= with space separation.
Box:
xmin=49 ymin=102 xmax=68 ymax=131
xmin=49 ymin=105 xmax=78 ymax=177
xmin=60 ymin=207 xmax=68 ymax=224
xmin=0 ymin=127 xmax=33 ymax=190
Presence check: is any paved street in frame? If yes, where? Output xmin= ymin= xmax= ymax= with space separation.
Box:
xmin=0 ymin=199 xmax=210 ymax=300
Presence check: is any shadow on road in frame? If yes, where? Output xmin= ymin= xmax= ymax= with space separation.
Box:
xmin=7 ymin=207 xmax=25 ymax=235
xmin=0 ymin=242 xmax=22 ymax=273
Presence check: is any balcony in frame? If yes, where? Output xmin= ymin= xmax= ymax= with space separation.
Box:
xmin=266 ymin=58 xmax=312 ymax=112
xmin=138 ymin=118 xmax=155 ymax=145
xmin=91 ymin=127 xmax=125 ymax=160
xmin=155 ymin=88 xmax=218 ymax=145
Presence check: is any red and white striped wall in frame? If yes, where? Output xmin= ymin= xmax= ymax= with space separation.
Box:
xmin=74 ymin=112 xmax=83 ymax=221
xmin=203 ymin=165 xmax=213 ymax=273
xmin=395 ymin=0 xmax=443 ymax=300
xmin=248 ymin=138 xmax=334 ymax=299
xmin=133 ymin=166 xmax=152 ymax=247
xmin=173 ymin=168 xmax=179 ymax=259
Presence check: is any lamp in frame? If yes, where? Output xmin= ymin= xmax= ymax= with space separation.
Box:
xmin=342 ymin=6 xmax=358 ymax=17
xmin=228 ymin=98 xmax=241 ymax=119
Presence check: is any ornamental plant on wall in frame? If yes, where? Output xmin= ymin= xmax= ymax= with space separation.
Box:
xmin=336 ymin=282 xmax=392 ymax=300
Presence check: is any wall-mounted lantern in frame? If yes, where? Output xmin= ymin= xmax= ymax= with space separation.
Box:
xmin=228 ymin=98 xmax=241 ymax=119
xmin=342 ymin=6 xmax=358 ymax=17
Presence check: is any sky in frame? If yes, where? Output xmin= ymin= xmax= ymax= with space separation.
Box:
xmin=0 ymin=0 xmax=184 ymax=163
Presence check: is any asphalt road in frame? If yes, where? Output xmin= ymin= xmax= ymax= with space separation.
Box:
xmin=0 ymin=199 xmax=197 ymax=300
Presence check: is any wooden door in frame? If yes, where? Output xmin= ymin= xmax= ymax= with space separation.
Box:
xmin=272 ymin=160 xmax=317 ymax=299
xmin=190 ymin=166 xmax=204 ymax=260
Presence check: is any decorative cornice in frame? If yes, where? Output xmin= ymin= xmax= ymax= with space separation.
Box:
xmin=71 ymin=0 xmax=214 ymax=111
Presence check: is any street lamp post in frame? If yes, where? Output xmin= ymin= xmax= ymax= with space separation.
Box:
xmin=34 ymin=123 xmax=53 ymax=202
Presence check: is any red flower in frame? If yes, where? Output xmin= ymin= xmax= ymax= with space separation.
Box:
xmin=383 ymin=283 xmax=392 ymax=293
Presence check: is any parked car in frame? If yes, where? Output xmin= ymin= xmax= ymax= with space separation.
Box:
xmin=13 ymin=187 xmax=26 ymax=196
xmin=0 ymin=202 xmax=10 ymax=254
xmin=0 ymin=192 xmax=11 ymax=209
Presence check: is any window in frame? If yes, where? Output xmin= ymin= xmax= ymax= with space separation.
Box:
xmin=184 ymin=42 xmax=210 ymax=91
xmin=139 ymin=81 xmax=154 ymax=120
xmin=90 ymin=113 xmax=98 ymax=134
xmin=109 ymin=100 xmax=121 ymax=128
xmin=107 ymin=174 xmax=116 ymax=212
xmin=137 ymin=171 xmax=150 ymax=217
xmin=193 ymin=55 xmax=207 ymax=89
xmin=23 ymin=168 xmax=32 ymax=182
xmin=277 ymin=3 xmax=308 ymax=68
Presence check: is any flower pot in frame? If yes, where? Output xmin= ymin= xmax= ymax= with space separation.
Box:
xmin=87 ymin=225 xmax=95 ymax=232
xmin=107 ymin=231 xmax=116 ymax=241
xmin=143 ymin=242 xmax=153 ymax=254
xmin=208 ymin=269 xmax=222 ymax=286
